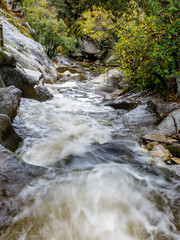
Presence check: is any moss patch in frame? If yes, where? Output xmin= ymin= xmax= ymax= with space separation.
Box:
xmin=166 ymin=144 xmax=180 ymax=158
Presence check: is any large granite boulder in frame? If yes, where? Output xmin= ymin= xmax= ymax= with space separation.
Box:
xmin=0 ymin=66 xmax=37 ymax=98
xmin=0 ymin=144 xmax=48 ymax=228
xmin=0 ymin=114 xmax=22 ymax=151
xmin=1 ymin=16 xmax=57 ymax=83
xmin=0 ymin=86 xmax=22 ymax=121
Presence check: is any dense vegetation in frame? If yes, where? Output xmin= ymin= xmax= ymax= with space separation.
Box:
xmin=4 ymin=0 xmax=180 ymax=94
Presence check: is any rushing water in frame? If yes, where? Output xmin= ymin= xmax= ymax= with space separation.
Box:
xmin=0 ymin=62 xmax=180 ymax=240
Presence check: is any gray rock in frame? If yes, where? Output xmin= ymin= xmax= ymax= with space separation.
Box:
xmin=54 ymin=54 xmax=74 ymax=65
xmin=0 ymin=66 xmax=37 ymax=99
xmin=0 ymin=144 xmax=47 ymax=226
xmin=176 ymin=74 xmax=180 ymax=96
xmin=91 ymin=68 xmax=125 ymax=89
xmin=35 ymin=85 xmax=54 ymax=102
xmin=0 ymin=86 xmax=22 ymax=121
xmin=108 ymin=100 xmax=137 ymax=110
xmin=23 ymin=68 xmax=43 ymax=86
xmin=156 ymin=109 xmax=180 ymax=136
xmin=4 ymin=0 xmax=22 ymax=13
xmin=81 ymin=39 xmax=99 ymax=55
xmin=0 ymin=114 xmax=22 ymax=151
xmin=0 ymin=49 xmax=16 ymax=67
xmin=2 ymin=17 xmax=57 ymax=83
xmin=106 ymin=69 xmax=125 ymax=89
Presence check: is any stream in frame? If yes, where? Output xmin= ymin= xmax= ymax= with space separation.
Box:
xmin=0 ymin=60 xmax=180 ymax=240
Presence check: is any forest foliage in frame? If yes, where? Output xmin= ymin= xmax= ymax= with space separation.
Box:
xmin=18 ymin=0 xmax=180 ymax=93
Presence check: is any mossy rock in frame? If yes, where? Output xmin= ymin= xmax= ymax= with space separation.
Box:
xmin=80 ymin=62 xmax=89 ymax=67
xmin=166 ymin=144 xmax=180 ymax=158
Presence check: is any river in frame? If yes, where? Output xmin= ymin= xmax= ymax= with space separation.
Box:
xmin=0 ymin=61 xmax=180 ymax=240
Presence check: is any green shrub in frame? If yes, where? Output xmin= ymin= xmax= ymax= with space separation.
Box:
xmin=115 ymin=0 xmax=179 ymax=93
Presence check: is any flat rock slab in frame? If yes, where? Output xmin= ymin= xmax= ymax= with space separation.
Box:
xmin=143 ymin=134 xmax=167 ymax=143
xmin=171 ymin=157 xmax=180 ymax=164
xmin=0 ymin=86 xmax=22 ymax=121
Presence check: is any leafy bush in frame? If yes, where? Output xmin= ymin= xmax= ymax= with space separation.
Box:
xmin=115 ymin=0 xmax=179 ymax=93
xmin=72 ymin=7 xmax=117 ymax=49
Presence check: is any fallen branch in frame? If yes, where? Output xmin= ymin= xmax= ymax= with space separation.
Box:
xmin=172 ymin=116 xmax=180 ymax=140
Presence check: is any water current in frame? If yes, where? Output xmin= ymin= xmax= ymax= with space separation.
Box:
xmin=0 ymin=61 xmax=180 ymax=240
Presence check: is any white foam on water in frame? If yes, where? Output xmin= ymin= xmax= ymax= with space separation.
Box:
xmin=16 ymin=96 xmax=112 ymax=167
xmin=11 ymin=164 xmax=179 ymax=240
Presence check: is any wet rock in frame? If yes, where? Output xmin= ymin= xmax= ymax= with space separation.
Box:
xmin=147 ymin=142 xmax=158 ymax=150
xmin=103 ymin=90 xmax=123 ymax=101
xmin=108 ymin=100 xmax=137 ymax=110
xmin=35 ymin=86 xmax=54 ymax=102
xmin=166 ymin=144 xmax=180 ymax=158
xmin=166 ymin=138 xmax=179 ymax=144
xmin=0 ymin=114 xmax=22 ymax=151
xmin=143 ymin=134 xmax=167 ymax=143
xmin=54 ymin=54 xmax=74 ymax=65
xmin=146 ymin=100 xmax=157 ymax=114
xmin=23 ymin=68 xmax=43 ymax=85
xmin=149 ymin=144 xmax=172 ymax=162
xmin=0 ymin=49 xmax=16 ymax=67
xmin=0 ymin=86 xmax=22 ymax=121
xmin=155 ymin=109 xmax=180 ymax=136
xmin=170 ymin=157 xmax=180 ymax=164
xmin=2 ymin=17 xmax=57 ymax=83
xmin=165 ymin=159 xmax=178 ymax=165
xmin=106 ymin=69 xmax=126 ymax=89
xmin=0 ymin=66 xmax=37 ymax=99
xmin=156 ymin=102 xmax=180 ymax=119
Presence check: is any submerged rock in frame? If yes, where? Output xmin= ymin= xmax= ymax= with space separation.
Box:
xmin=0 ymin=114 xmax=22 ymax=152
xmin=0 ymin=86 xmax=22 ymax=121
